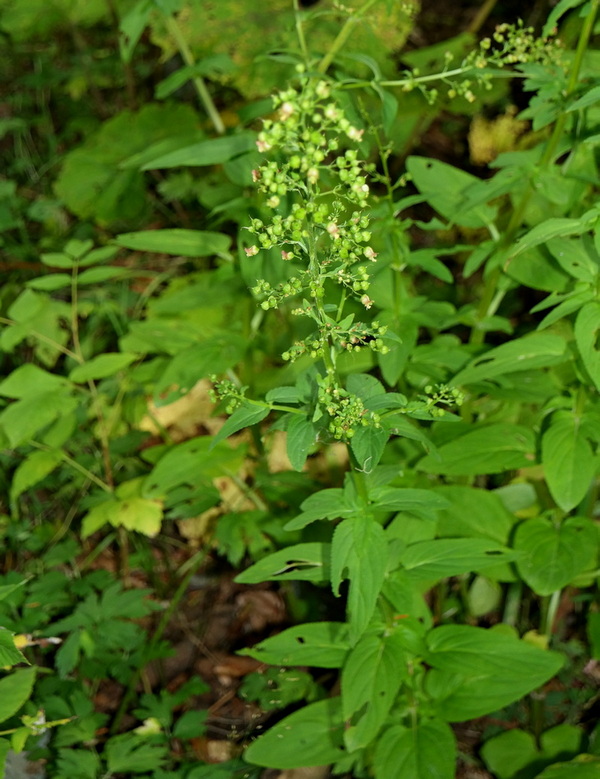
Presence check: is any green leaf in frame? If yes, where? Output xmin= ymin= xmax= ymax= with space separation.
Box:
xmin=374 ymin=719 xmax=456 ymax=779
xmin=452 ymin=333 xmax=567 ymax=386
xmin=0 ymin=629 xmax=28 ymax=667
xmin=244 ymin=697 xmax=345 ymax=769
xmin=535 ymin=756 xmax=600 ymax=778
xmin=114 ymin=229 xmax=231 ymax=257
xmin=514 ymin=516 xmax=598 ymax=596
xmin=0 ymin=392 xmax=77 ymax=448
xmin=77 ymin=267 xmax=129 ymax=284
xmin=173 ymin=710 xmax=207 ymax=739
xmin=546 ymin=237 xmax=598 ymax=283
xmin=26 ymin=273 xmax=72 ymax=291
xmin=143 ymin=437 xmax=245 ymax=499
xmin=56 ymin=748 xmax=101 ymax=779
xmin=235 ymin=543 xmax=331 ymax=584
xmin=331 ymin=517 xmax=387 ymax=639
xmin=406 ymin=156 xmax=497 ymax=228
xmin=105 ymin=733 xmax=168 ymax=774
xmin=0 ymin=668 xmax=36 ymax=724
xmin=400 ymin=538 xmax=516 ymax=581
xmin=119 ymin=0 xmax=153 ymax=63
xmin=10 ymin=449 xmax=63 ymax=503
xmin=542 ymin=0 xmax=587 ymax=37
xmin=481 ymin=724 xmax=582 ymax=779
xmin=350 ymin=425 xmax=389 ymax=471
xmin=0 ymin=739 xmax=9 ymax=778
xmin=239 ymin=622 xmax=350 ymax=668
xmin=140 ymin=132 xmax=256 ymax=169
xmin=425 ymin=625 xmax=564 ymax=721
xmin=542 ymin=413 xmax=596 ymax=512
xmin=81 ymin=495 xmax=163 ymax=538
xmin=0 ymin=364 xmax=71 ymax=398
xmin=575 ymin=301 xmax=600 ymax=392
xmin=435 ymin=486 xmax=515 ymax=544
xmin=418 ymin=424 xmax=536 ymax=476
xmin=342 ymin=631 xmax=408 ymax=751
xmin=508 ymin=212 xmax=598 ymax=261
xmin=69 ymin=353 xmax=137 ymax=383
xmin=286 ymin=414 xmax=316 ymax=471
xmin=210 ymin=404 xmax=270 ymax=448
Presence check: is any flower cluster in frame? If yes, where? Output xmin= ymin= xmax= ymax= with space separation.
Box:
xmin=245 ymin=77 xmax=389 ymax=366
xmin=398 ymin=21 xmax=562 ymax=105
xmin=317 ymin=373 xmax=380 ymax=440
xmin=209 ymin=376 xmax=246 ymax=415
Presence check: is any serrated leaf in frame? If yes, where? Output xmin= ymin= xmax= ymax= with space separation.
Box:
xmin=418 ymin=424 xmax=536 ymax=475
xmin=342 ymin=631 xmax=408 ymax=751
xmin=453 ymin=333 xmax=567 ymax=386
xmin=425 ymin=625 xmax=564 ymax=721
xmin=286 ymin=414 xmax=316 ymax=471
xmin=514 ymin=516 xmax=598 ymax=596
xmin=331 ymin=517 xmax=387 ymax=639
xmin=374 ymin=719 xmax=456 ymax=779
xmin=244 ymin=697 xmax=345 ymax=769
xmin=210 ymin=404 xmax=270 ymax=448
xmin=235 ymin=543 xmax=331 ymax=584
xmin=240 ymin=622 xmax=350 ymax=668
xmin=10 ymin=449 xmax=63 ymax=503
xmin=575 ymin=301 xmax=600 ymax=392
xmin=105 ymin=733 xmax=168 ymax=774
xmin=0 ymin=629 xmax=28 ymax=667
xmin=350 ymin=425 xmax=389 ymax=471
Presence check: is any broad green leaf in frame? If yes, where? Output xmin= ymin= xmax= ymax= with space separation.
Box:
xmin=0 ymin=580 xmax=27 ymax=603
xmin=244 ymin=697 xmax=345 ymax=768
xmin=69 ymin=353 xmax=137 ymax=383
xmin=143 ymin=437 xmax=245 ymax=499
xmin=0 ymin=668 xmax=36 ymax=724
xmin=140 ymin=132 xmax=256 ymax=169
xmin=568 ymin=84 xmax=600 ymax=112
xmin=546 ymin=237 xmax=598 ymax=283
xmin=342 ymin=631 xmax=408 ymax=751
xmin=55 ymin=104 xmax=200 ymax=225
xmin=575 ymin=301 xmax=600 ymax=392
xmin=350 ymin=425 xmax=389 ymax=471
xmin=0 ymin=629 xmax=28 ymax=667
xmin=240 ymin=622 xmax=350 ymax=668
xmin=0 ymin=392 xmax=77 ymax=448
xmin=400 ymin=538 xmax=516 ymax=581
xmin=481 ymin=724 xmax=582 ymax=779
xmin=542 ymin=413 xmax=596 ymax=512
xmin=535 ymin=756 xmax=600 ymax=778
xmin=210 ymin=404 xmax=270 ymax=448
xmin=77 ymin=267 xmax=129 ymax=284
xmin=10 ymin=449 xmax=63 ymax=503
xmin=81 ymin=496 xmax=163 ymax=538
xmin=114 ymin=229 xmax=231 ymax=257
xmin=407 ymin=157 xmax=497 ymax=228
xmin=435 ymin=486 xmax=515 ymax=544
xmin=26 ymin=273 xmax=72 ymax=291
xmin=285 ymin=488 xmax=352 ymax=531
xmin=543 ymin=0 xmax=587 ymax=37
xmin=514 ymin=516 xmax=598 ymax=596
xmin=331 ymin=517 xmax=387 ymax=639
xmin=508 ymin=212 xmax=598 ymax=261
xmin=418 ymin=424 xmax=536 ymax=475
xmin=373 ymin=719 xmax=456 ymax=779
xmin=0 ymin=364 xmax=71 ymax=398
xmin=235 ymin=543 xmax=331 ymax=584
xmin=286 ymin=414 xmax=317 ymax=472
xmin=452 ymin=333 xmax=567 ymax=386
xmin=425 ymin=625 xmax=564 ymax=721
xmin=371 ymin=488 xmax=450 ymax=519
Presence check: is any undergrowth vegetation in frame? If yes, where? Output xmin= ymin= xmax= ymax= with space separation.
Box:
xmin=0 ymin=0 xmax=600 ymax=777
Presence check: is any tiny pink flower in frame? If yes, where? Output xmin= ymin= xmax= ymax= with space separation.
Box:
xmin=245 ymin=246 xmax=259 ymax=257
xmin=251 ymin=169 xmax=260 ymax=182
xmin=281 ymin=250 xmax=294 ymax=260
xmin=256 ymin=138 xmax=272 ymax=153
xmin=361 ymin=294 xmax=373 ymax=309
xmin=364 ymin=247 xmax=378 ymax=261
xmin=279 ymin=101 xmax=295 ymax=120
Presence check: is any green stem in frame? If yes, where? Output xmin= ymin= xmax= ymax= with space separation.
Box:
xmin=110 ymin=549 xmax=207 ymax=734
xmin=28 ymin=441 xmax=112 ymax=493
xmin=502 ymin=580 xmax=523 ymax=627
xmin=541 ymin=589 xmax=562 ymax=638
xmin=164 ymin=15 xmax=225 ymax=135
xmin=0 ymin=317 xmax=80 ymax=362
xmin=292 ymin=0 xmax=309 ymax=65
xmin=317 ymin=0 xmax=381 ymax=74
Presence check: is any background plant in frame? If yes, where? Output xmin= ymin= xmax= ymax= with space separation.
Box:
xmin=0 ymin=0 xmax=599 ymax=777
